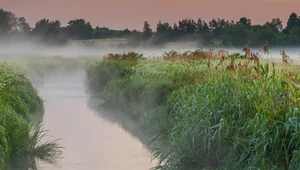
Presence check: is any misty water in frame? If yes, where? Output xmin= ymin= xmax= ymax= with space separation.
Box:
xmin=33 ymin=69 xmax=155 ymax=170
xmin=4 ymin=44 xmax=300 ymax=169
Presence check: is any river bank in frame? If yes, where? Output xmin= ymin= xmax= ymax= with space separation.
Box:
xmin=86 ymin=50 xmax=300 ymax=169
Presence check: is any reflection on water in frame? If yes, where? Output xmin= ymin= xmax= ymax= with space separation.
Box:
xmin=34 ymin=70 xmax=156 ymax=170
xmin=86 ymin=99 xmax=157 ymax=150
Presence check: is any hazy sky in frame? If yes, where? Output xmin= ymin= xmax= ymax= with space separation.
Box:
xmin=2 ymin=0 xmax=300 ymax=30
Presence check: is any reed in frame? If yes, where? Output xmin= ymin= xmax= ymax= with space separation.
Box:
xmin=87 ymin=48 xmax=300 ymax=170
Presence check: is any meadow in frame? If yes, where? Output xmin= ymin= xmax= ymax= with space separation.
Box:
xmin=86 ymin=48 xmax=300 ymax=170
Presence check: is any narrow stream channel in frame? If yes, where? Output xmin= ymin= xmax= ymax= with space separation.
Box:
xmin=35 ymin=70 xmax=155 ymax=170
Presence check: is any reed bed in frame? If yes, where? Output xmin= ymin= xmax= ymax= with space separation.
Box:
xmin=87 ymin=48 xmax=300 ymax=170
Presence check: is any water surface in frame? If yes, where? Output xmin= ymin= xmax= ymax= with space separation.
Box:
xmin=36 ymin=70 xmax=155 ymax=170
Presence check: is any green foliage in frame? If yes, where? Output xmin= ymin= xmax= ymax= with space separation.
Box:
xmin=227 ymin=53 xmax=246 ymax=60
xmin=0 ymin=8 xmax=28 ymax=34
xmin=86 ymin=52 xmax=143 ymax=93
xmin=221 ymin=36 xmax=233 ymax=47
xmin=149 ymin=33 xmax=167 ymax=47
xmin=2 ymin=7 xmax=300 ymax=47
xmin=32 ymin=19 xmax=64 ymax=45
xmin=86 ymin=51 xmax=300 ymax=170
xmin=66 ymin=19 xmax=94 ymax=40
xmin=142 ymin=21 xmax=153 ymax=41
xmin=0 ymin=62 xmax=60 ymax=168
xmin=286 ymin=13 xmax=299 ymax=30
xmin=154 ymin=72 xmax=300 ymax=169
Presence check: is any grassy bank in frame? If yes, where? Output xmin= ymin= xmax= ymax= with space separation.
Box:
xmin=0 ymin=63 xmax=61 ymax=169
xmin=86 ymin=49 xmax=300 ymax=170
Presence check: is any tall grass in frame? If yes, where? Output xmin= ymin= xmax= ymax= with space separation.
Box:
xmin=150 ymin=63 xmax=300 ymax=169
xmin=86 ymin=52 xmax=144 ymax=93
xmin=0 ymin=62 xmax=61 ymax=169
xmin=86 ymin=49 xmax=300 ymax=169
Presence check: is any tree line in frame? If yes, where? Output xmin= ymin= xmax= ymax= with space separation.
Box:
xmin=1 ymin=8 xmax=300 ymax=47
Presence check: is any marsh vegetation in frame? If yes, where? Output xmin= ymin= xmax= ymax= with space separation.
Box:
xmin=0 ymin=63 xmax=61 ymax=169
xmin=86 ymin=47 xmax=300 ymax=170
xmin=2 ymin=2 xmax=300 ymax=170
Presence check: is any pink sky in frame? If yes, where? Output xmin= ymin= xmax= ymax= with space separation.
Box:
xmin=2 ymin=0 xmax=300 ymax=30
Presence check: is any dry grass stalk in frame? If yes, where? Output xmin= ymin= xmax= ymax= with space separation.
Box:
xmin=242 ymin=45 xmax=260 ymax=63
xmin=243 ymin=46 xmax=251 ymax=58
xmin=227 ymin=59 xmax=235 ymax=71
xmin=281 ymin=50 xmax=293 ymax=64
xmin=262 ymin=41 xmax=269 ymax=54
xmin=207 ymin=58 xmax=211 ymax=68
xmin=250 ymin=52 xmax=260 ymax=63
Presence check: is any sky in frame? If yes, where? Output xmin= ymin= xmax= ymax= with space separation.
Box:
xmin=2 ymin=0 xmax=300 ymax=30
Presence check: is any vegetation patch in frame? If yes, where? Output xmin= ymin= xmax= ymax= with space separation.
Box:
xmin=87 ymin=48 xmax=300 ymax=170
xmin=0 ymin=63 xmax=61 ymax=169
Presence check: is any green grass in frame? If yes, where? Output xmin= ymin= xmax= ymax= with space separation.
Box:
xmin=0 ymin=62 xmax=61 ymax=169
xmin=86 ymin=50 xmax=300 ymax=170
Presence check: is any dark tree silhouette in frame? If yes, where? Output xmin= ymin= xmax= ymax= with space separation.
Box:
xmin=142 ymin=21 xmax=152 ymax=40
xmin=66 ymin=19 xmax=93 ymax=40
xmin=287 ymin=13 xmax=298 ymax=30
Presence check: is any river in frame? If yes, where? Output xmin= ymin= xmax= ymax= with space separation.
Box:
xmin=34 ymin=70 xmax=155 ymax=170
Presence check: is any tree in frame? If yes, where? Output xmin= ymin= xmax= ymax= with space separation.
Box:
xmin=266 ymin=18 xmax=283 ymax=30
xmin=120 ymin=28 xmax=131 ymax=37
xmin=196 ymin=18 xmax=209 ymax=33
xmin=33 ymin=19 xmax=61 ymax=35
xmin=195 ymin=18 xmax=210 ymax=38
xmin=286 ymin=13 xmax=298 ymax=30
xmin=252 ymin=25 xmax=280 ymax=46
xmin=142 ymin=21 xmax=152 ymax=40
xmin=209 ymin=18 xmax=218 ymax=29
xmin=93 ymin=27 xmax=111 ymax=39
xmin=222 ymin=36 xmax=233 ymax=47
xmin=32 ymin=19 xmax=63 ymax=44
xmin=178 ymin=19 xmax=197 ymax=40
xmin=33 ymin=19 xmax=50 ymax=35
xmin=291 ymin=26 xmax=300 ymax=41
xmin=17 ymin=17 xmax=31 ymax=33
xmin=156 ymin=21 xmax=173 ymax=42
xmin=197 ymin=31 xmax=213 ymax=47
xmin=172 ymin=23 xmax=180 ymax=40
xmin=149 ymin=32 xmax=166 ymax=47
xmin=0 ymin=8 xmax=17 ymax=34
xmin=209 ymin=18 xmax=230 ymax=40
xmin=66 ymin=19 xmax=93 ymax=40
xmin=225 ymin=24 xmax=254 ymax=47
xmin=237 ymin=17 xmax=252 ymax=26
xmin=195 ymin=18 xmax=211 ymax=45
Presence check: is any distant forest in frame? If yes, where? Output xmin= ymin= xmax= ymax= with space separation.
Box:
xmin=1 ymin=8 xmax=300 ymax=48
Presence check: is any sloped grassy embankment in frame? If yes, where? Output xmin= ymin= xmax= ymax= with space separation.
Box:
xmin=0 ymin=63 xmax=61 ymax=169
xmin=86 ymin=50 xmax=300 ymax=170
